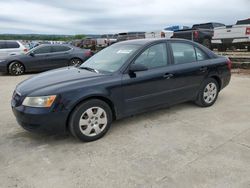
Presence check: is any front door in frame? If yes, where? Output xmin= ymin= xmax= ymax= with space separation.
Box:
xmin=121 ymin=42 xmax=173 ymax=115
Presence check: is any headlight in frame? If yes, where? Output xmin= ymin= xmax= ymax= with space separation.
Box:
xmin=22 ymin=95 xmax=56 ymax=107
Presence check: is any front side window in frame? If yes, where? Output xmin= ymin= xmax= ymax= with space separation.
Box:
xmin=33 ymin=46 xmax=51 ymax=54
xmin=134 ymin=43 xmax=168 ymax=69
xmin=170 ymin=42 xmax=196 ymax=64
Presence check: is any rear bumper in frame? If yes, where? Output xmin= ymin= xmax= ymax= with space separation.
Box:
xmin=212 ymin=37 xmax=250 ymax=45
xmin=12 ymin=104 xmax=69 ymax=134
xmin=221 ymin=72 xmax=231 ymax=90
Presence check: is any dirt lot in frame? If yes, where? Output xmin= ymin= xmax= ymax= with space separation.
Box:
xmin=0 ymin=73 xmax=250 ymax=188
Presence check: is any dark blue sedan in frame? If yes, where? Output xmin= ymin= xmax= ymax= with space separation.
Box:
xmin=11 ymin=39 xmax=231 ymax=142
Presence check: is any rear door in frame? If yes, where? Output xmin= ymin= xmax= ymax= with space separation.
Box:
xmin=166 ymin=41 xmax=210 ymax=102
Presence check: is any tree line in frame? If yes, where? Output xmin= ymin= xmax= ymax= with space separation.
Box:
xmin=0 ymin=34 xmax=86 ymax=41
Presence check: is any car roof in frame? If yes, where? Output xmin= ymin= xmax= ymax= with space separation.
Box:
xmin=116 ymin=38 xmax=194 ymax=45
xmin=38 ymin=44 xmax=73 ymax=47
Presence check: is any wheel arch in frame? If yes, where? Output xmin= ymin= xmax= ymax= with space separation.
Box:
xmin=209 ymin=75 xmax=222 ymax=91
xmin=66 ymin=95 xmax=117 ymax=131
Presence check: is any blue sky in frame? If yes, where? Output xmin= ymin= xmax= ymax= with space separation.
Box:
xmin=0 ymin=0 xmax=249 ymax=34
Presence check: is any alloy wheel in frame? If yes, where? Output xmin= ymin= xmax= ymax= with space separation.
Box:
xmin=203 ymin=82 xmax=217 ymax=104
xmin=10 ymin=63 xmax=24 ymax=75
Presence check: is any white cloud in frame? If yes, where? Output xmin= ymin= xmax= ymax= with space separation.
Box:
xmin=0 ymin=0 xmax=249 ymax=34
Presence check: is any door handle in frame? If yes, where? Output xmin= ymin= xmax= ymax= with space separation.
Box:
xmin=163 ymin=73 xmax=174 ymax=79
xmin=199 ymin=67 xmax=208 ymax=72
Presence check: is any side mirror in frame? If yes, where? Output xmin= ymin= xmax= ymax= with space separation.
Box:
xmin=129 ymin=64 xmax=148 ymax=72
xmin=29 ymin=52 xmax=35 ymax=56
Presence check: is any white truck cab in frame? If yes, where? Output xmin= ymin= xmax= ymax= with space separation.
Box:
xmin=212 ymin=18 xmax=250 ymax=51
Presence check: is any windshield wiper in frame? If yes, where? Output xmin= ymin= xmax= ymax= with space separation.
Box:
xmin=79 ymin=66 xmax=99 ymax=73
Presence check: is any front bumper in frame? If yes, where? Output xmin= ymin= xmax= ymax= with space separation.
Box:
xmin=11 ymin=101 xmax=69 ymax=134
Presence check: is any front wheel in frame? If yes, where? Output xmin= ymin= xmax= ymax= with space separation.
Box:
xmin=195 ymin=78 xmax=219 ymax=107
xmin=9 ymin=61 xmax=25 ymax=75
xmin=69 ymin=58 xmax=83 ymax=66
xmin=69 ymin=99 xmax=112 ymax=142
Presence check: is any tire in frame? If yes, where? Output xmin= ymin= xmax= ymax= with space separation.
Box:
xmin=69 ymin=99 xmax=112 ymax=142
xmin=69 ymin=58 xmax=83 ymax=66
xmin=202 ymin=39 xmax=211 ymax=49
xmin=9 ymin=61 xmax=25 ymax=75
xmin=195 ymin=78 xmax=219 ymax=107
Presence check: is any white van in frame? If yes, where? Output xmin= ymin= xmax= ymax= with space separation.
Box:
xmin=0 ymin=41 xmax=28 ymax=59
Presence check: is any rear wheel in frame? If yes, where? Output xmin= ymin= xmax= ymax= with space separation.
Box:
xmin=69 ymin=58 xmax=83 ymax=66
xmin=69 ymin=99 xmax=112 ymax=142
xmin=195 ymin=78 xmax=219 ymax=107
xmin=9 ymin=61 xmax=25 ymax=75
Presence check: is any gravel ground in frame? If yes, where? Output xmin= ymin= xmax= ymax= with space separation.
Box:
xmin=0 ymin=73 xmax=250 ymax=188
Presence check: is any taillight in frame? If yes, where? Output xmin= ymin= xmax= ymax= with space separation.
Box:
xmin=104 ymin=39 xmax=107 ymax=44
xmin=84 ymin=50 xmax=92 ymax=57
xmin=193 ymin=31 xmax=199 ymax=39
xmin=227 ymin=58 xmax=232 ymax=71
xmin=246 ymin=27 xmax=250 ymax=35
xmin=24 ymin=48 xmax=28 ymax=52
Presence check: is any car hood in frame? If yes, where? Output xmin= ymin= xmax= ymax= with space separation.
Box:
xmin=16 ymin=67 xmax=109 ymax=96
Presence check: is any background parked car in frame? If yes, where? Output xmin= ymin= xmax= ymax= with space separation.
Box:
xmin=96 ymin=34 xmax=117 ymax=48
xmin=0 ymin=40 xmax=28 ymax=59
xmin=172 ymin=22 xmax=225 ymax=49
xmin=145 ymin=29 xmax=176 ymax=39
xmin=212 ymin=18 xmax=250 ymax=51
xmin=117 ymin=32 xmax=145 ymax=42
xmin=0 ymin=44 xmax=92 ymax=75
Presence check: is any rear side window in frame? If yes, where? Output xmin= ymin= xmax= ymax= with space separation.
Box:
xmin=52 ymin=46 xmax=71 ymax=52
xmin=6 ymin=41 xmax=20 ymax=48
xmin=170 ymin=43 xmax=196 ymax=64
xmin=170 ymin=42 xmax=209 ymax=64
xmin=33 ymin=46 xmax=51 ymax=54
xmin=195 ymin=47 xmax=209 ymax=61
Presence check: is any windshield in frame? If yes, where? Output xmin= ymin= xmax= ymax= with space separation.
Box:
xmin=81 ymin=44 xmax=140 ymax=73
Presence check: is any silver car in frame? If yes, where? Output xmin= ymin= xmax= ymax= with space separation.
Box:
xmin=0 ymin=40 xmax=28 ymax=59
